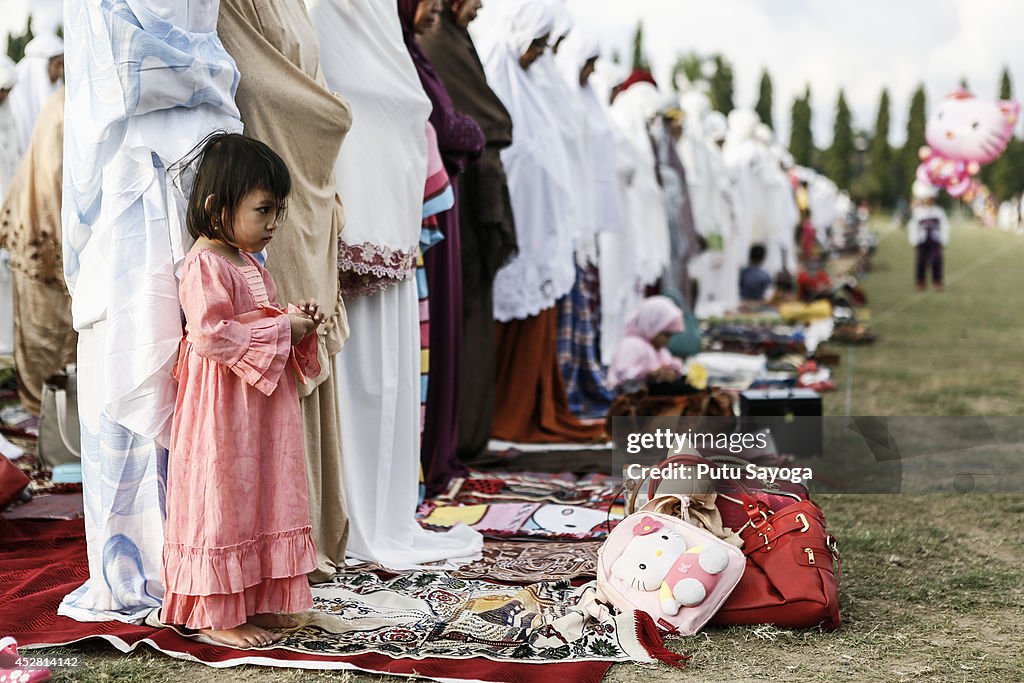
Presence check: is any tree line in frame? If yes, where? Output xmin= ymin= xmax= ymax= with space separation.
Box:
xmin=6 ymin=17 xmax=62 ymax=64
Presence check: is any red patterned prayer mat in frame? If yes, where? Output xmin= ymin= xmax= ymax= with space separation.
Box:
xmin=1 ymin=519 xmax=683 ymax=681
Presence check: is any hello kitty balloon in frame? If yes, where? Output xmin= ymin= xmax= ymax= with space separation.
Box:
xmin=917 ymin=90 xmax=1019 ymax=198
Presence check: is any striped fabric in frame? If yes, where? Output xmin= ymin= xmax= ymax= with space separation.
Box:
xmin=417 ymin=245 xmax=430 ymax=438
xmin=416 ymin=123 xmax=454 ymax=501
xmin=557 ymin=264 xmax=616 ymax=418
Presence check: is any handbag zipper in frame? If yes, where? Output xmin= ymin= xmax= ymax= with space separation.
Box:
xmin=804 ymin=548 xmax=815 ymax=565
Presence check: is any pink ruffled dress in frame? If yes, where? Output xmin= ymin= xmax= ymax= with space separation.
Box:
xmin=161 ymin=249 xmax=319 ymax=630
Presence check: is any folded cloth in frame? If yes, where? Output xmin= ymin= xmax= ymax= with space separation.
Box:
xmin=0 ymin=636 xmax=53 ymax=682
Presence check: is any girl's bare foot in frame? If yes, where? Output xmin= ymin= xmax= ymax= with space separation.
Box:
xmin=248 ymin=613 xmax=300 ymax=629
xmin=198 ymin=624 xmax=280 ymax=648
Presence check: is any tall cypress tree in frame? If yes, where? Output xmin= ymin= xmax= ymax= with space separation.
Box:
xmin=789 ymin=86 xmax=814 ymax=166
xmin=709 ymin=55 xmax=735 ymax=115
xmin=631 ymin=22 xmax=650 ymax=72
xmin=755 ymin=69 xmax=774 ymax=130
xmin=826 ymin=90 xmax=854 ymax=190
xmin=6 ymin=15 xmax=34 ymax=63
xmin=998 ymin=66 xmax=1012 ymax=100
xmin=865 ymin=88 xmax=895 ymax=206
xmin=901 ymin=85 xmax=927 ymax=197
xmin=671 ymin=52 xmax=703 ymax=91
xmin=990 ymin=67 xmax=1018 ymax=200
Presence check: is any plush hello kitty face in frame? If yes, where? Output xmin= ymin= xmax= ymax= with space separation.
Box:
xmin=610 ymin=517 xmax=688 ymax=591
xmin=925 ymin=91 xmax=1019 ymax=164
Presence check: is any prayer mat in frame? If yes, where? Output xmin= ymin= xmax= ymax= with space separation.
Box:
xmin=3 ymin=492 xmax=84 ymax=520
xmin=419 ymin=501 xmax=620 ymax=541
xmin=0 ymin=404 xmax=38 ymax=438
xmin=299 ymin=572 xmax=668 ymax=667
xmin=450 ymin=540 xmax=599 ymax=583
xmin=339 ymin=540 xmax=598 ymax=584
xmin=2 ymin=519 xmax=683 ymax=681
xmin=2 ymin=449 xmax=81 ymax=497
xmin=436 ymin=470 xmax=621 ymax=508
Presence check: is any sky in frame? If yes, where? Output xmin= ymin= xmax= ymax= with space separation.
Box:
xmin=4 ymin=0 xmax=1022 ymax=147
xmin=2 ymin=0 xmax=61 ymax=47
xmin=562 ymin=0 xmax=1024 ymax=146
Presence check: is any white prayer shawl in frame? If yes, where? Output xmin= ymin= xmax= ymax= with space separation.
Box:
xmin=758 ymin=133 xmax=798 ymax=275
xmin=548 ymin=0 xmax=573 ymax=44
xmin=609 ymin=82 xmax=671 ymax=287
xmin=535 ymin=51 xmax=588 ymax=244
xmin=595 ymin=85 xmax=642 ymax=363
xmin=309 ymin=0 xmax=483 ymax=571
xmin=63 ymin=0 xmax=241 ymax=443
xmin=589 ymin=58 xmax=627 ymax=108
xmin=704 ymin=133 xmax=742 ymax=315
xmin=677 ymin=92 xmax=719 ymax=239
xmin=0 ymin=57 xmax=15 ymax=354
xmin=59 ymin=0 xmax=241 ymax=624
xmin=704 ymin=110 xmax=727 ymax=144
xmin=725 ymin=109 xmax=770 ymax=271
xmin=476 ymin=0 xmax=577 ymax=321
xmin=555 ymin=29 xmax=623 ymax=240
xmin=597 ymin=124 xmax=643 ymax=364
xmin=309 ymin=0 xmax=430 ymax=290
xmin=0 ymin=57 xmax=19 ymax=200
xmin=679 ymin=91 xmax=740 ymax=316
xmin=9 ymin=35 xmax=63 ymax=154
xmin=0 ymin=57 xmax=15 ymax=88
xmin=808 ymin=172 xmax=840 ymax=244
xmin=597 ymin=83 xmax=669 ymax=362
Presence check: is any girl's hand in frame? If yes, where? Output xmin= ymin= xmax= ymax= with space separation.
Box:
xmin=296 ymin=299 xmax=326 ymax=326
xmin=288 ymin=312 xmax=316 ymax=344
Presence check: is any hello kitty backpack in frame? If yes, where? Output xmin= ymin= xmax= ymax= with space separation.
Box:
xmin=596 ymin=496 xmax=746 ymax=635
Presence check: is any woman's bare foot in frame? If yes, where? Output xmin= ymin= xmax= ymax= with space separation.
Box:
xmin=198 ymin=624 xmax=280 ymax=648
xmin=248 ymin=613 xmax=300 ymax=629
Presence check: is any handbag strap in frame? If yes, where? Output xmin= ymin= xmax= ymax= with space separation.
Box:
xmin=828 ymin=533 xmax=842 ymax=585
xmin=638 ymin=494 xmax=693 ymax=523
xmin=54 ymin=386 xmax=81 ymax=459
xmin=646 ymin=453 xmax=765 ymax=524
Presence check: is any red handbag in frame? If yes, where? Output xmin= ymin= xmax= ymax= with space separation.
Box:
xmin=629 ymin=453 xmax=840 ymax=630
xmin=710 ymin=493 xmax=840 ymax=630
xmin=707 ymin=455 xmax=809 ymax=531
xmin=0 ymin=454 xmax=30 ymax=509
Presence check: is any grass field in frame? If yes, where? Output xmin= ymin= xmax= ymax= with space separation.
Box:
xmin=35 ymin=215 xmax=1024 ymax=682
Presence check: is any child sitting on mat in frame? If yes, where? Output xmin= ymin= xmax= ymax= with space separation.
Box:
xmin=607 ymin=296 xmax=693 ymax=395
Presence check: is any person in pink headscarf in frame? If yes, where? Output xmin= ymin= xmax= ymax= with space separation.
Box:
xmin=607 ymin=296 xmax=687 ymax=391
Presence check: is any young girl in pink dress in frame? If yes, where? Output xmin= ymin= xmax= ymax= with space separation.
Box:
xmin=161 ymin=134 xmax=323 ymax=649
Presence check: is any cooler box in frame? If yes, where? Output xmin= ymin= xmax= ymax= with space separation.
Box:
xmin=740 ymin=388 xmax=823 ymax=457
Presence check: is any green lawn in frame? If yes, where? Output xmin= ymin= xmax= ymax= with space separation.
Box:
xmin=825 ymin=214 xmax=1024 ymax=416
xmin=36 ymin=216 xmax=1024 ymax=682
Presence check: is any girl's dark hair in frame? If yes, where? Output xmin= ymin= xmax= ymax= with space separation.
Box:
xmin=182 ymin=133 xmax=292 ymax=241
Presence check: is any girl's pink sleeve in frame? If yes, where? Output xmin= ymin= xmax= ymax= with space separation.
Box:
xmin=181 ymin=252 xmax=292 ymax=396
xmin=289 ymin=321 xmax=321 ymax=385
